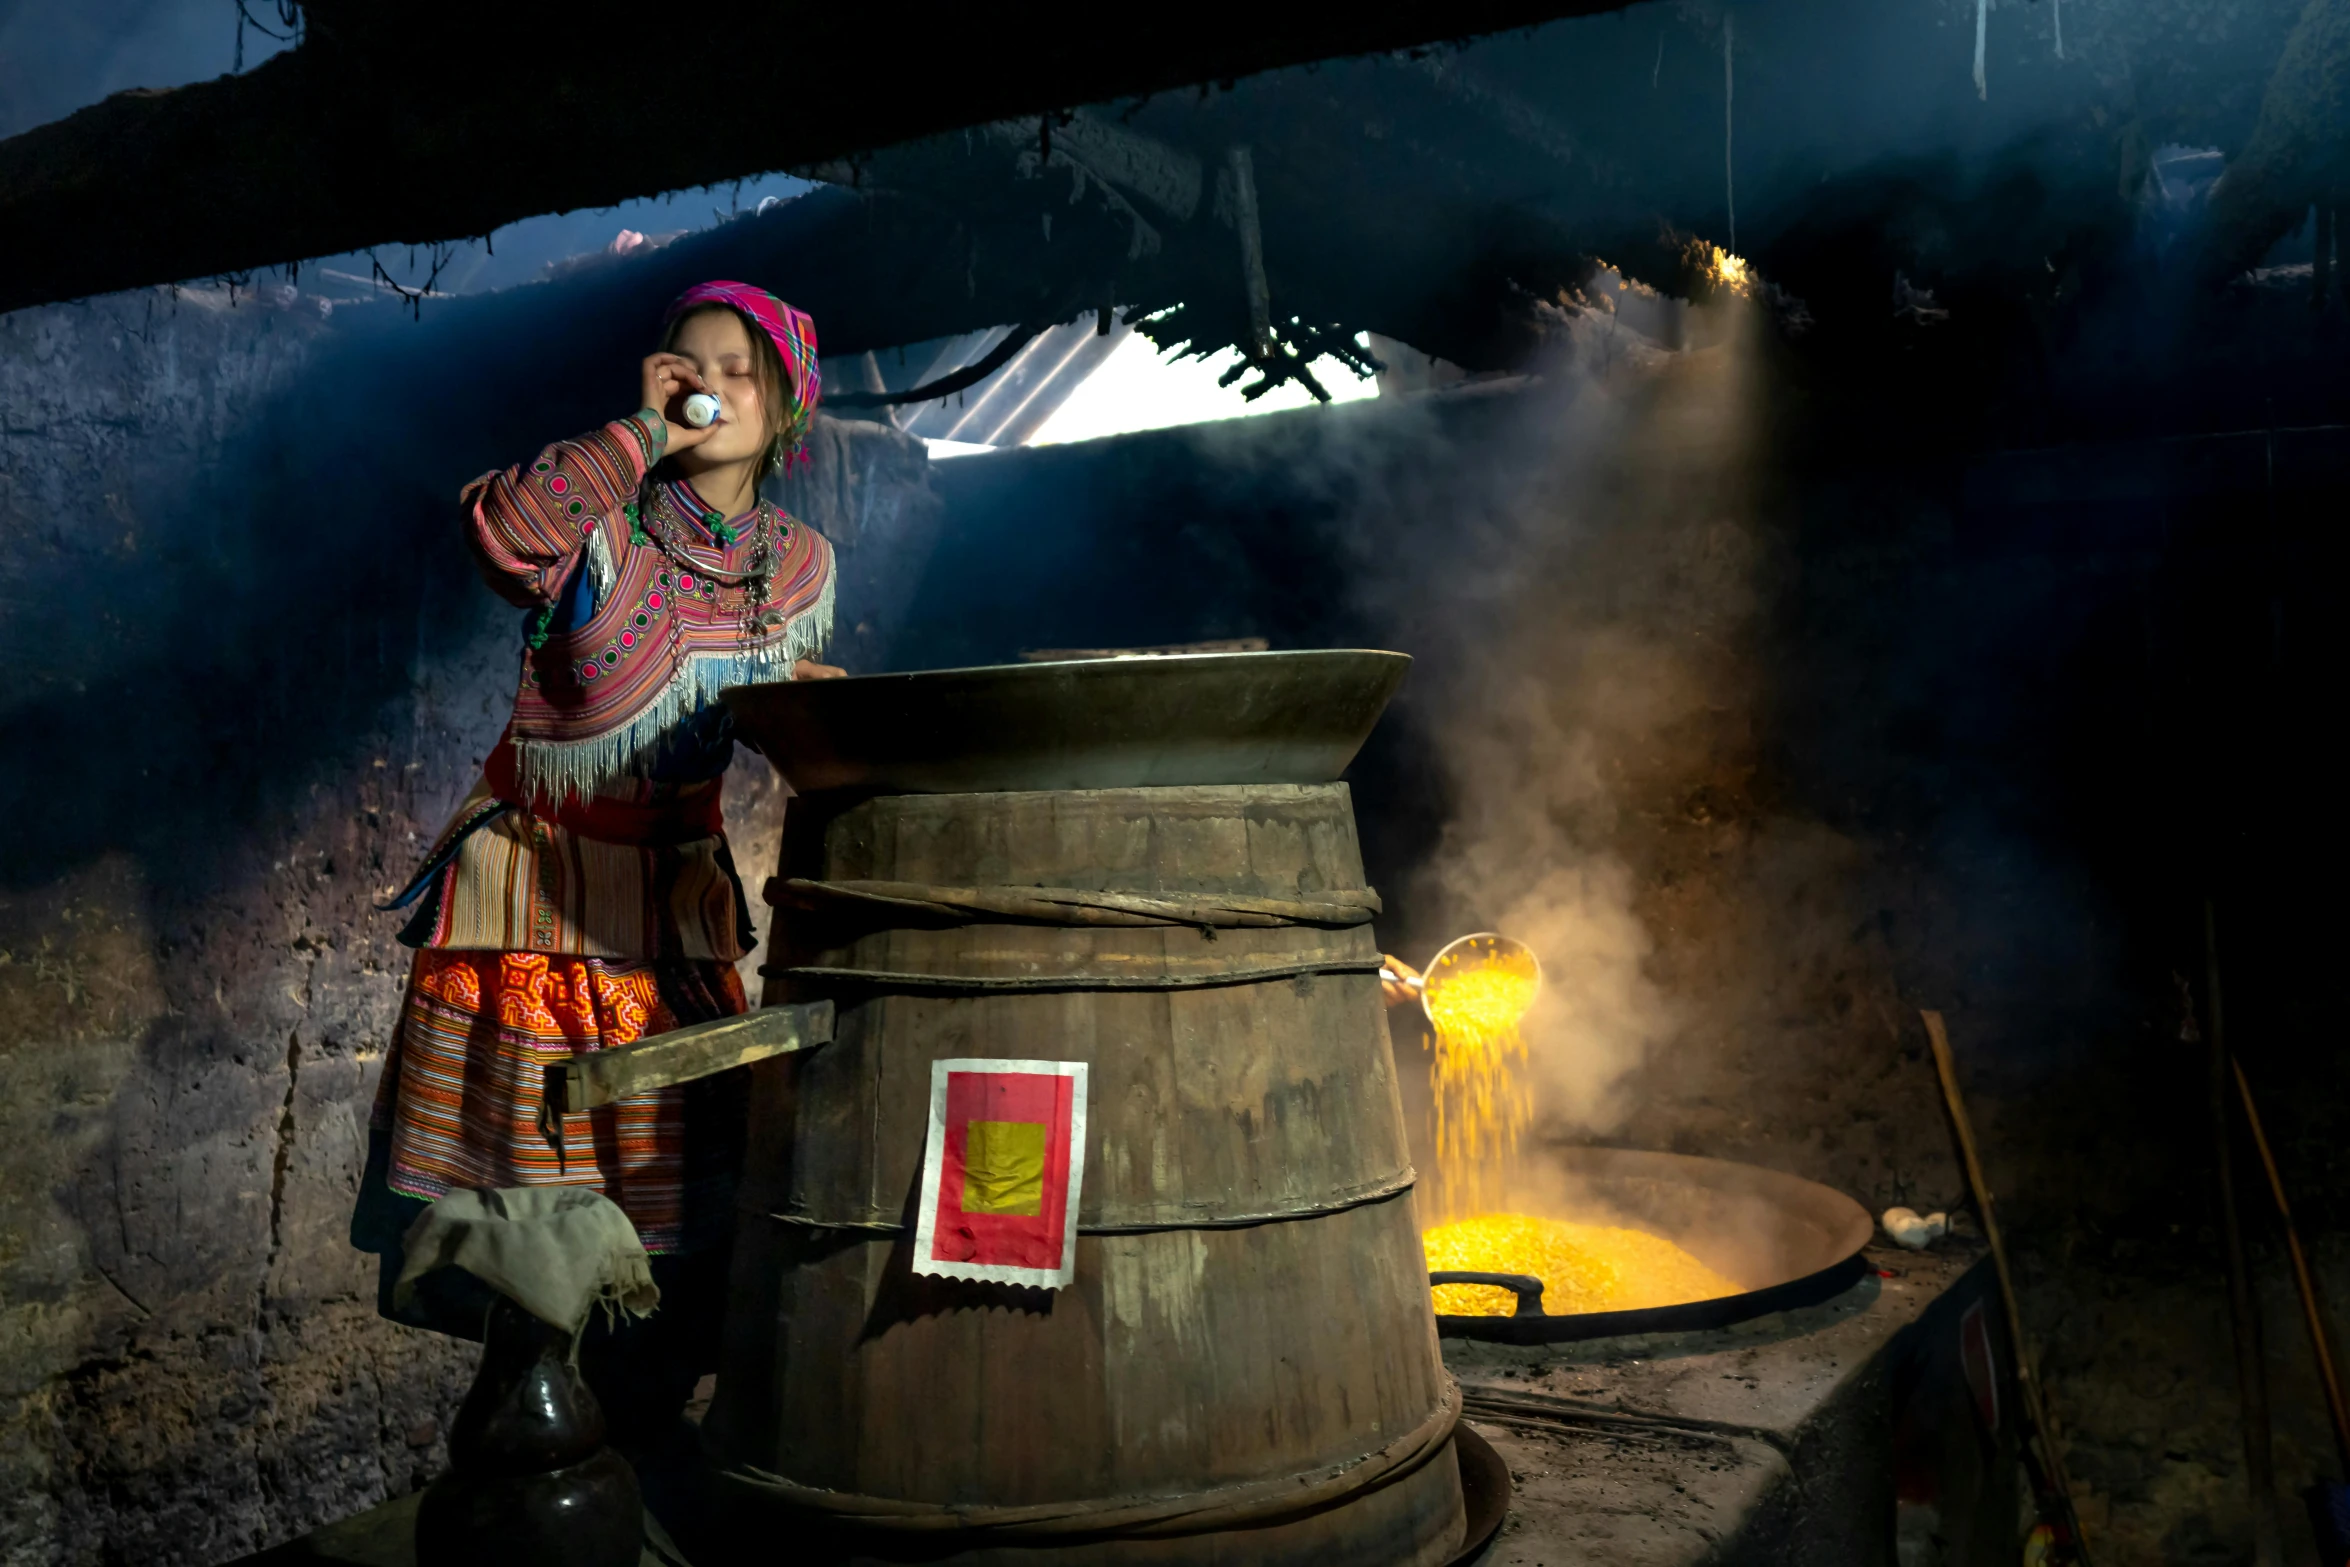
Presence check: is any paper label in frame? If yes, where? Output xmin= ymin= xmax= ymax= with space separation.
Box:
xmin=911 ymin=1057 xmax=1088 ymax=1288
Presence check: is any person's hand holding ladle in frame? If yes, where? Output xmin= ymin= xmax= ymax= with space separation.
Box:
xmin=1379 ymin=934 xmax=1542 ymax=1024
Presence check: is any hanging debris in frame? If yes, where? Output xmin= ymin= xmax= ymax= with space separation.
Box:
xmin=1724 ymin=12 xmax=1738 ymax=251
xmin=1974 ymin=0 xmax=1990 ymax=100
xmin=1225 ymin=146 xmax=1274 ymax=358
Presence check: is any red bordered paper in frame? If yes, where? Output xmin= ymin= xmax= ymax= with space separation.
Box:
xmin=911 ymin=1058 xmax=1089 ymax=1289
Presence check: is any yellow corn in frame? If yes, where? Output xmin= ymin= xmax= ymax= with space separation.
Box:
xmin=1423 ymin=1212 xmax=1740 ymax=1317
xmin=1425 ymin=958 xmax=1539 ymax=1218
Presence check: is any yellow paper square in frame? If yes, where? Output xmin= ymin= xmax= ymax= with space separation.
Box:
xmin=961 ymin=1120 xmax=1047 ymax=1216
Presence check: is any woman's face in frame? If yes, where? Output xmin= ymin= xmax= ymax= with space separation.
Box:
xmin=668 ymin=308 xmax=770 ymax=470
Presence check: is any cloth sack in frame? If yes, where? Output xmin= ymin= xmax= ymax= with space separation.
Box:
xmin=394 ymin=1185 xmax=660 ymax=1336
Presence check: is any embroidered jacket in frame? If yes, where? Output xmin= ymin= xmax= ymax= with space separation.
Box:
xmin=464 ymin=411 xmax=835 ymax=805
xmin=383 ymin=415 xmax=832 ymax=961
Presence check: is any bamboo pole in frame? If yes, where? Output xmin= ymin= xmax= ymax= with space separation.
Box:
xmin=2206 ymin=903 xmax=2287 ymax=1567
xmin=1921 ymin=1009 xmax=2092 ymax=1562
xmin=2234 ymin=1056 xmax=2350 ymax=1472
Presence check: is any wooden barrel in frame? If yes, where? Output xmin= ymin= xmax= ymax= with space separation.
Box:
xmin=706 ymin=781 xmax=1465 ymax=1566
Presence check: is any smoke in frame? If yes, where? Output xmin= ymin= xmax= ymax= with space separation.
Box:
xmin=1400 ymin=297 xmax=1764 ymax=1152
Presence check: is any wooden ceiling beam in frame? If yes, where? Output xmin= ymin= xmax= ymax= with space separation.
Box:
xmin=0 ymin=2 xmax=1638 ymax=315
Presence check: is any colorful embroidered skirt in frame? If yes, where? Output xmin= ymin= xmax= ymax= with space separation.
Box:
xmin=373 ymin=947 xmax=747 ymax=1255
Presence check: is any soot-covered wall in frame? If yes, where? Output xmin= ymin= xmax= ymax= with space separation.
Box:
xmin=0 ymin=282 xmax=936 ymax=1563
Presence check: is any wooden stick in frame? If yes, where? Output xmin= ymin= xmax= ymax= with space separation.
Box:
xmin=1921 ymin=1009 xmax=2093 ymax=1562
xmin=2235 ymin=1055 xmax=2350 ymax=1473
xmin=549 ymin=1000 xmax=833 ymax=1111
xmin=2206 ymin=903 xmax=2287 ymax=1567
xmin=770 ymin=876 xmax=1380 ymax=930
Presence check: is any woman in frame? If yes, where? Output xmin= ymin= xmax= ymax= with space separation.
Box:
xmin=355 ymin=281 xmax=842 ymax=1447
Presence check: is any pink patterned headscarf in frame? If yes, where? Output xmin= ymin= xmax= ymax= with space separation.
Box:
xmin=663 ymin=281 xmax=821 ymax=465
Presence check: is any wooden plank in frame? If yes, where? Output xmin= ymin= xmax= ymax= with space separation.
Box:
xmin=552 ymin=1001 xmax=833 ymax=1110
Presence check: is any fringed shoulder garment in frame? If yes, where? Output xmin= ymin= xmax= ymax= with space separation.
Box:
xmin=359 ymin=411 xmax=832 ymax=1279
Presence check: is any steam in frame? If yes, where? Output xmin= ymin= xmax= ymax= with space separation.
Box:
xmin=1397 ymin=298 xmax=1764 ymax=1159
xmin=1418 ymin=669 xmax=1680 ymax=1138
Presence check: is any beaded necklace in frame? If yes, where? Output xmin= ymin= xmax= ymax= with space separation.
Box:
xmin=629 ymin=480 xmax=790 ymax=641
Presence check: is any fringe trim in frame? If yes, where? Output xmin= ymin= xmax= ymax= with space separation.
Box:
xmin=587 ymin=1248 xmax=662 ymax=1336
xmin=511 ymin=571 xmax=834 ymax=804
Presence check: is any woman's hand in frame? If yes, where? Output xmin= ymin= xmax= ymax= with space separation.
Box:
xmin=641 ymin=353 xmax=717 ymax=452
xmin=793 ymin=659 xmax=848 ymax=680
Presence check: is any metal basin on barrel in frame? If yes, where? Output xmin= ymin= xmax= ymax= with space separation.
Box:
xmin=711 ymin=652 xmax=1467 ymax=1567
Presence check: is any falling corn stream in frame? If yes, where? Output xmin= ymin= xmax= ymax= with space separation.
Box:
xmin=1424 ymin=954 xmax=1540 ymax=1221
xmin=1417 ymin=940 xmax=1735 ymax=1317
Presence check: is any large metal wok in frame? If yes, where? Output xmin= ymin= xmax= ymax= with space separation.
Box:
xmin=1430 ymin=1146 xmax=1876 ymax=1344
xmin=720 ymin=648 xmax=1409 ymax=794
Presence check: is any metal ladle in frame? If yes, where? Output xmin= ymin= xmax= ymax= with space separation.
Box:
xmin=1381 ymin=932 xmax=1542 ymax=1026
